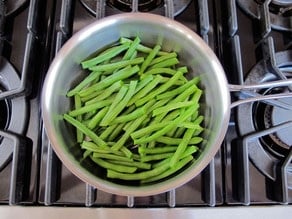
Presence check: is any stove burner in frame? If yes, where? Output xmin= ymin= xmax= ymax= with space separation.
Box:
xmin=0 ymin=57 xmax=27 ymax=170
xmin=255 ymin=89 xmax=291 ymax=159
xmin=0 ymin=90 xmax=9 ymax=131
xmin=237 ymin=50 xmax=292 ymax=186
xmin=271 ymin=0 xmax=292 ymax=7
xmin=268 ymin=96 xmax=292 ymax=147
xmin=4 ymin=0 xmax=28 ymax=16
xmin=80 ymin=0 xmax=192 ymax=16
xmin=107 ymin=0 xmax=163 ymax=12
xmin=237 ymin=0 xmax=292 ymax=31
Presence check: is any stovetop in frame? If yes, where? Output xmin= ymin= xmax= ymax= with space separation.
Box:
xmin=0 ymin=0 xmax=291 ymax=208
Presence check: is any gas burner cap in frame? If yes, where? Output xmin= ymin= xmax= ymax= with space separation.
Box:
xmin=0 ymin=57 xmax=27 ymax=170
xmin=237 ymin=0 xmax=292 ymax=32
xmin=237 ymin=50 xmax=292 ymax=187
xmin=270 ymin=96 xmax=292 ymax=146
xmin=80 ymin=0 xmax=192 ymax=17
xmin=271 ymin=0 xmax=292 ymax=7
xmin=107 ymin=0 xmax=163 ymax=12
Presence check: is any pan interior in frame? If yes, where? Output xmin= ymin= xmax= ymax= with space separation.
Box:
xmin=42 ymin=13 xmax=230 ymax=196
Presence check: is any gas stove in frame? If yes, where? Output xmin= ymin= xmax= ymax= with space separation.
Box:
xmin=0 ymin=0 xmax=291 ymax=215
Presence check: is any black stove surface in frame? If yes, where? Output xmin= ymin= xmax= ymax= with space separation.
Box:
xmin=0 ymin=0 xmax=291 ymax=207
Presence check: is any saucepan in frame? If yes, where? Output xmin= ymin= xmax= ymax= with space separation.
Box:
xmin=41 ymin=12 xmax=292 ymax=196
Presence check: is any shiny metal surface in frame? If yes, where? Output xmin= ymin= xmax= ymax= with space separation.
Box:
xmin=1 ymin=206 xmax=292 ymax=219
xmin=42 ymin=12 xmax=230 ymax=196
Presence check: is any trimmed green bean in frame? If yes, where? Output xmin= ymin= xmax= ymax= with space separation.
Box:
xmin=68 ymin=99 xmax=113 ymax=117
xmin=170 ymin=128 xmax=195 ymax=167
xmin=89 ymin=57 xmax=144 ymax=72
xmin=67 ymin=71 xmax=101 ymax=97
xmin=138 ymin=146 xmax=177 ymax=155
xmin=107 ymin=161 xmax=170 ymax=180
xmin=85 ymin=80 xmax=123 ymax=105
xmin=110 ymin=160 xmax=151 ymax=170
xmin=90 ymin=157 xmax=137 ymax=173
xmin=152 ymin=101 xmax=196 ymax=117
xmin=92 ymin=152 xmax=133 ymax=162
xmin=156 ymin=136 xmax=203 ymax=145
xmin=63 ymin=114 xmax=108 ymax=148
xmin=149 ymin=57 xmax=179 ymax=69
xmin=87 ymin=106 xmax=109 ymax=130
xmin=127 ymin=75 xmax=162 ymax=106
xmin=81 ymin=43 xmax=130 ymax=69
xmin=149 ymin=52 xmax=177 ymax=66
xmin=123 ymin=36 xmax=141 ymax=60
xmin=111 ymin=107 xmax=146 ymax=124
xmin=74 ymin=94 xmax=83 ymax=143
xmin=135 ymin=71 xmax=184 ymax=106
xmin=101 ymin=80 xmax=137 ymax=126
xmin=119 ymin=37 xmax=169 ymax=56
xmin=141 ymin=155 xmax=193 ymax=183
xmin=140 ymin=152 xmax=174 ymax=162
xmin=79 ymin=65 xmax=139 ymax=97
xmin=111 ymin=115 xmax=146 ymax=151
xmin=139 ymin=45 xmax=161 ymax=75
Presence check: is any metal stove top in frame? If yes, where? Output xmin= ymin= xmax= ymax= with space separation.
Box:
xmin=0 ymin=0 xmax=291 ymax=212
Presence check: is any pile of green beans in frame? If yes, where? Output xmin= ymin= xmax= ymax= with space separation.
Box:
xmin=63 ymin=37 xmax=204 ymax=184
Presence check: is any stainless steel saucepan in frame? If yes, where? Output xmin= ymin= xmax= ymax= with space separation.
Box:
xmin=41 ymin=12 xmax=292 ymax=196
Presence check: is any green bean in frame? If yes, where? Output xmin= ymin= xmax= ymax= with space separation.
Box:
xmin=134 ymin=74 xmax=153 ymax=93
xmin=63 ymin=114 xmax=108 ymax=148
xmin=149 ymin=57 xmax=179 ymax=69
xmin=111 ymin=107 xmax=146 ymax=124
xmin=127 ymin=75 xmax=162 ymax=106
xmin=87 ymin=106 xmax=109 ymax=130
xmin=141 ymin=155 xmax=193 ymax=183
xmin=90 ymin=157 xmax=137 ymax=173
xmin=99 ymin=85 xmax=128 ymax=126
xmin=152 ymin=101 xmax=197 ymax=117
xmin=134 ymin=102 xmax=195 ymax=144
xmin=85 ymin=80 xmax=123 ymax=105
xmin=107 ymin=161 xmax=170 ymax=180
xmin=156 ymin=78 xmax=198 ymax=100
xmin=79 ymin=65 xmax=139 ymax=97
xmin=92 ymin=152 xmax=133 ymax=162
xmin=67 ymin=71 xmax=102 ymax=97
xmin=149 ymin=52 xmax=177 ymax=66
xmin=152 ymin=146 xmax=198 ymax=169
xmin=101 ymin=80 xmax=137 ymax=126
xmin=135 ymin=71 xmax=184 ymax=106
xmin=138 ymin=146 xmax=177 ymax=155
xmin=74 ymin=95 xmax=83 ymax=143
xmin=156 ymin=136 xmax=203 ymax=145
xmin=142 ymin=67 xmax=177 ymax=76
xmin=119 ymin=37 xmax=169 ymax=56
xmin=89 ymin=57 xmax=144 ymax=72
xmin=133 ymin=122 xmax=176 ymax=145
xmin=100 ymin=124 xmax=119 ymax=140
xmin=111 ymin=115 xmax=146 ymax=151
xmin=140 ymin=152 xmax=174 ymax=162
xmin=170 ymin=128 xmax=195 ymax=167
xmin=81 ymin=43 xmax=130 ymax=69
xmin=139 ymin=45 xmax=161 ymax=75
xmin=68 ymin=99 xmax=113 ymax=117
xmin=123 ymin=36 xmax=141 ymax=60
xmin=81 ymin=141 xmax=115 ymax=154
xmin=110 ymin=160 xmax=151 ymax=170
xmin=108 ymin=123 xmax=125 ymax=141
xmin=130 ymin=122 xmax=168 ymax=139
xmin=121 ymin=146 xmax=133 ymax=158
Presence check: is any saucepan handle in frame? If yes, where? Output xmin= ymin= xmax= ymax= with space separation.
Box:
xmin=228 ymin=79 xmax=292 ymax=109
